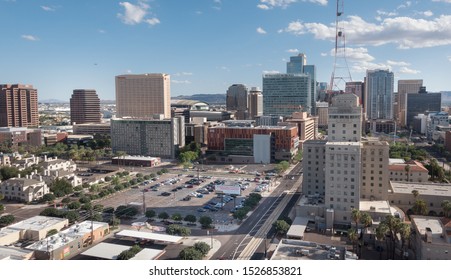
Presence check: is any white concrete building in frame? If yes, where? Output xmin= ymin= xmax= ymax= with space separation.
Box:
xmin=411 ymin=216 xmax=451 ymax=260
xmin=0 ymin=176 xmax=49 ymax=203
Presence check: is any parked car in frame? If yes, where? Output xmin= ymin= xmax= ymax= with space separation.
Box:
xmin=161 ymin=192 xmax=171 ymax=196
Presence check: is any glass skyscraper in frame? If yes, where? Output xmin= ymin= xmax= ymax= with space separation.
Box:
xmin=286 ymin=54 xmax=317 ymax=114
xmin=365 ymin=69 xmax=394 ymax=120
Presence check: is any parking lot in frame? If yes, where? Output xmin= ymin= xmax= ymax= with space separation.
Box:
xmin=97 ymin=164 xmax=278 ymax=226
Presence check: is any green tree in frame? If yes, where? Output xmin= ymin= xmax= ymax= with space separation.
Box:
xmin=348 ymin=228 xmax=359 ymax=254
xmin=40 ymin=207 xmax=63 ymax=217
xmin=93 ymin=204 xmax=104 ymax=213
xmin=46 ymin=229 xmax=58 ymax=237
xmin=81 ymin=203 xmax=92 ymax=211
xmin=294 ymin=149 xmax=303 ymax=163
xmin=0 ymin=204 xmax=4 ymax=212
xmin=233 ymin=209 xmax=248 ymax=221
xmin=441 ymin=200 xmax=451 ymax=218
xmin=179 ymin=151 xmax=198 ymax=163
xmin=398 ymin=223 xmax=411 ymax=258
xmin=194 ymin=242 xmax=211 ymax=256
xmin=0 ymin=166 xmax=19 ymax=180
xmin=405 ymin=164 xmax=411 ymax=182
xmin=0 ymin=193 xmax=4 ymax=201
xmin=171 ymin=213 xmax=183 ymax=221
xmin=117 ymin=245 xmax=142 ymax=260
xmin=61 ymin=197 xmax=72 ymax=204
xmin=179 ymin=247 xmax=203 ymax=260
xmin=158 ymin=212 xmax=169 ymax=220
xmin=42 ymin=193 xmax=56 ymax=202
xmin=0 ymin=214 xmax=15 ymax=226
xmin=67 ymin=201 xmax=81 ymax=210
xmin=184 ymin=214 xmax=197 ymax=223
xmin=412 ymin=199 xmax=428 ymax=215
xmin=145 ymin=209 xmax=156 ymax=220
xmin=199 ymin=216 xmax=213 ymax=229
xmin=411 ymin=190 xmax=419 ymax=200
xmin=376 ymin=222 xmax=388 ymax=260
xmin=79 ymin=196 xmax=91 ymax=204
xmin=50 ymin=178 xmax=73 ymax=198
xmin=273 ymin=220 xmax=290 ymax=235
xmin=359 ymin=212 xmax=372 ymax=233
xmin=275 ymin=161 xmax=290 ymax=175
xmin=64 ymin=211 xmax=80 ymax=224
xmin=351 ymin=209 xmax=361 ymax=230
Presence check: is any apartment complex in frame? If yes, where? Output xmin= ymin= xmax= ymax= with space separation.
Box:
xmin=111 ymin=117 xmax=184 ymax=159
xmin=0 ymin=176 xmax=49 ymax=203
xmin=70 ymin=89 xmax=101 ymax=125
xmin=115 ymin=74 xmax=171 ymax=119
xmin=0 ymin=84 xmax=38 ymax=127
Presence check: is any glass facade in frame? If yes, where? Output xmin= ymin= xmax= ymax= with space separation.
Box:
xmin=263 ymin=73 xmax=311 ymax=116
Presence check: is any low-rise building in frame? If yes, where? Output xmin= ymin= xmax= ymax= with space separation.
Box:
xmin=389 ymin=160 xmax=429 ymax=183
xmin=389 ymin=182 xmax=451 ymax=215
xmin=0 ymin=216 xmax=68 ymax=246
xmin=27 ymin=220 xmax=109 ymax=260
xmin=0 ymin=153 xmax=10 ymax=166
xmin=112 ymin=155 xmax=161 ymax=167
xmin=411 ymin=216 xmax=451 ymax=260
xmin=0 ymin=176 xmax=49 ymax=202
xmin=73 ymin=122 xmax=111 ymax=136
xmin=0 ymin=246 xmax=34 ymax=260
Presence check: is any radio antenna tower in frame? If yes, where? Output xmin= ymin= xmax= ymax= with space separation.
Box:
xmin=329 ymin=0 xmax=352 ymax=92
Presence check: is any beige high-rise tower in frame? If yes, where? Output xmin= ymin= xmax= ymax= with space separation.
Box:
xmin=115 ymin=74 xmax=171 ymax=119
xmin=397 ymin=79 xmax=423 ymax=127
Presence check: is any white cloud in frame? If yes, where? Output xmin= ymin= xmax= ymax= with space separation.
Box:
xmin=21 ymin=35 xmax=39 ymax=41
xmin=257 ymin=0 xmax=327 ymax=9
xmin=281 ymin=15 xmax=451 ymax=49
xmin=423 ymin=10 xmax=434 ymax=17
xmin=432 ymin=0 xmax=451 ymax=3
xmin=145 ymin=18 xmax=160 ymax=25
xmin=126 ymin=69 xmax=132 ymax=73
xmin=173 ymin=72 xmax=193 ymax=76
xmin=257 ymin=27 xmax=267 ymax=34
xmin=220 ymin=66 xmax=230 ymax=71
xmin=286 ymin=48 xmax=299 ymax=53
xmin=118 ymin=1 xmax=160 ymax=26
xmin=397 ymin=1 xmax=412 ymax=9
xmin=41 ymin=6 xmax=55 ymax=12
xmin=397 ymin=67 xmax=421 ymax=74
xmin=98 ymin=29 xmax=106 ymax=34
xmin=387 ymin=60 xmax=410 ymax=66
xmin=172 ymin=80 xmax=192 ymax=84
xmin=263 ymin=70 xmax=280 ymax=74
xmin=448 ymin=56 xmax=451 ymax=62
xmin=376 ymin=10 xmax=398 ymax=17
xmin=320 ymin=52 xmax=328 ymax=56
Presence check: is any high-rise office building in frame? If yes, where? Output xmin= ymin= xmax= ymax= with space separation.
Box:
xmin=115 ymin=74 xmax=171 ymax=119
xmin=345 ymin=81 xmax=364 ymax=107
xmin=248 ymin=87 xmax=263 ymax=120
xmin=287 ymin=54 xmax=317 ymax=114
xmin=263 ymin=73 xmax=311 ymax=116
xmin=397 ymin=79 xmax=423 ymax=127
xmin=226 ymin=84 xmax=248 ymax=120
xmin=0 ymin=84 xmax=38 ymax=128
xmin=406 ymin=86 xmax=441 ymax=128
xmin=70 ymin=89 xmax=101 ymax=125
xmin=111 ymin=117 xmax=184 ymax=159
xmin=365 ymin=69 xmax=394 ymax=120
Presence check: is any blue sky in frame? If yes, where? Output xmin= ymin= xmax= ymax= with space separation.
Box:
xmin=1 ymin=0 xmax=451 ymax=101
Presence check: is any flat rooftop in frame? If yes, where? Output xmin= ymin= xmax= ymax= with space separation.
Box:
xmin=115 ymin=230 xmax=183 ymax=244
xmin=61 ymin=221 xmax=109 ymax=238
xmin=0 ymin=227 xmax=21 ymax=239
xmin=412 ymin=216 xmax=448 ymax=245
xmin=131 ymin=248 xmax=165 ymax=260
xmin=112 ymin=155 xmax=160 ymax=161
xmin=81 ymin=243 xmax=130 ymax=260
xmin=26 ymin=232 xmax=78 ymax=252
xmin=0 ymin=246 xmax=34 ymax=260
xmin=359 ymin=200 xmax=392 ymax=215
xmin=8 ymin=216 xmax=68 ymax=232
xmin=390 ymin=182 xmax=451 ymax=197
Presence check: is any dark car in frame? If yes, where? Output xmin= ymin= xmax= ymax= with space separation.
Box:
xmin=182 ymin=196 xmax=191 ymax=201
xmin=161 ymin=192 xmax=171 ymax=196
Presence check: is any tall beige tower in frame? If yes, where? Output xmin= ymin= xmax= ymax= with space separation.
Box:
xmin=115 ymin=74 xmax=171 ymax=119
xmin=397 ymin=79 xmax=423 ymax=127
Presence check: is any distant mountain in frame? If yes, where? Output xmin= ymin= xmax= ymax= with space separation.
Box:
xmin=173 ymin=94 xmax=226 ymax=105
xmin=100 ymin=100 xmax=115 ymax=104
xmin=39 ymin=99 xmax=67 ymax=104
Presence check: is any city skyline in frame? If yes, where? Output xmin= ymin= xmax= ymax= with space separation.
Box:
xmin=1 ymin=0 xmax=451 ymax=101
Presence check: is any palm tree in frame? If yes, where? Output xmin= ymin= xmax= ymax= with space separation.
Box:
xmin=404 ymin=164 xmax=411 ymax=182
xmin=375 ymin=223 xmax=388 ymax=260
xmin=411 ymin=190 xmax=419 ymax=200
xmin=359 ymin=212 xmax=372 ymax=239
xmin=397 ymin=223 xmax=411 ymax=259
xmin=441 ymin=200 xmax=451 ymax=218
xmin=348 ymin=228 xmax=359 ymax=254
xmin=351 ymin=209 xmax=361 ymax=230
xmin=384 ymin=215 xmax=402 ymax=259
xmin=412 ymin=199 xmax=428 ymax=215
